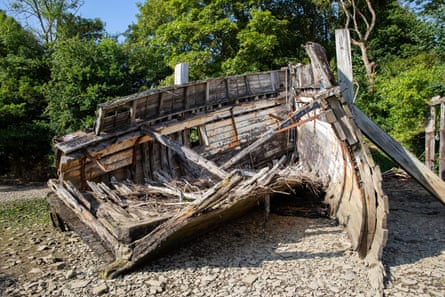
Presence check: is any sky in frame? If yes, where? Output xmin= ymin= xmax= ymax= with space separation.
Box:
xmin=0 ymin=0 xmax=141 ymax=36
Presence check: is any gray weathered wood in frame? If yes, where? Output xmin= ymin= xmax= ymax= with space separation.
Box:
xmin=440 ymin=103 xmax=445 ymax=180
xmin=304 ymin=42 xmax=336 ymax=88
xmin=353 ymin=105 xmax=445 ymax=204
xmin=175 ymin=63 xmax=189 ymax=85
xmin=425 ymin=105 xmax=436 ymax=171
xmin=143 ymin=128 xmax=228 ymax=179
xmin=335 ymin=29 xmax=354 ymax=104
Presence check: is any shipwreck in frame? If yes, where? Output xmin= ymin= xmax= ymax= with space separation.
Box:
xmin=47 ymin=42 xmax=445 ymax=292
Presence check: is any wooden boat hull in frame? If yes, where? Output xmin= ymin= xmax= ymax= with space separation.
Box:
xmin=47 ymin=43 xmax=388 ymax=293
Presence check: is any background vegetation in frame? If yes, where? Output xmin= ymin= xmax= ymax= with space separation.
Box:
xmin=0 ymin=0 xmax=443 ymax=179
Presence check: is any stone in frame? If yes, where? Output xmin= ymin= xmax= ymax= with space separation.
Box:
xmin=50 ymin=262 xmax=65 ymax=270
xmin=201 ymin=275 xmax=217 ymax=285
xmin=242 ymin=274 xmax=258 ymax=287
xmin=65 ymin=269 xmax=76 ymax=279
xmin=342 ymin=271 xmax=355 ymax=281
xmin=70 ymin=279 xmax=90 ymax=289
xmin=37 ymin=245 xmax=49 ymax=251
xmin=308 ymin=281 xmax=319 ymax=290
xmin=91 ymin=283 xmax=109 ymax=295
xmin=29 ymin=268 xmax=43 ymax=274
xmin=401 ymin=278 xmax=418 ymax=286
xmin=145 ymin=279 xmax=165 ymax=294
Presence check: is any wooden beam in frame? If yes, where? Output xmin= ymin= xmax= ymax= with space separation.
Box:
xmin=352 ymin=105 xmax=445 ymax=204
xmin=304 ymin=42 xmax=336 ymax=89
xmin=335 ymin=29 xmax=354 ymax=104
xmin=425 ymin=105 xmax=436 ymax=171
xmin=221 ymin=97 xmax=324 ymax=170
xmin=142 ymin=127 xmax=228 ymax=179
xmin=440 ymin=103 xmax=445 ymax=180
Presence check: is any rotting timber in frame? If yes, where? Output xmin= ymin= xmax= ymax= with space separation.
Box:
xmin=47 ymin=43 xmax=388 ymax=290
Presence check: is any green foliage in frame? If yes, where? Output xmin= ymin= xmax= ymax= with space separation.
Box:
xmin=402 ymin=0 xmax=445 ymax=55
xmin=222 ymin=9 xmax=287 ymax=74
xmin=128 ymin=0 xmax=337 ymax=84
xmin=46 ymin=37 xmax=133 ymax=135
xmin=357 ymin=54 xmax=444 ymax=150
xmin=56 ymin=13 xmax=105 ymax=41
xmin=369 ymin=1 xmax=436 ymax=63
xmin=0 ymin=11 xmax=51 ymax=177
xmin=9 ymin=0 xmax=84 ymax=43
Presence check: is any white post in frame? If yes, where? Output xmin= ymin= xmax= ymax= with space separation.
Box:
xmin=335 ymin=29 xmax=354 ymax=104
xmin=174 ymin=63 xmax=189 ymax=85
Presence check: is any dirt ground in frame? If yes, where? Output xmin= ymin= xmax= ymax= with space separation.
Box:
xmin=0 ymin=172 xmax=444 ymax=296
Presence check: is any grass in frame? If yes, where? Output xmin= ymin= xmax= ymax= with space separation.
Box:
xmin=368 ymin=144 xmax=398 ymax=173
xmin=0 ymin=198 xmax=50 ymax=227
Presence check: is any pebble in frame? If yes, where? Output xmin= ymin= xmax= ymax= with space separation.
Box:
xmin=1 ymin=176 xmax=444 ymax=297
xmin=70 ymin=279 xmax=90 ymax=289
xmin=91 ymin=283 xmax=109 ymax=295
xmin=242 ymin=274 xmax=258 ymax=287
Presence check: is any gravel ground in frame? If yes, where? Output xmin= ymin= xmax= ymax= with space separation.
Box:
xmin=0 ymin=174 xmax=444 ymax=297
xmin=0 ymin=184 xmax=49 ymax=203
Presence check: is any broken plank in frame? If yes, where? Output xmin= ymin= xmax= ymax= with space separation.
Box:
xmin=142 ymin=127 xmax=228 ymax=179
xmin=48 ymin=179 xmax=123 ymax=257
xmin=222 ymin=99 xmax=322 ymax=170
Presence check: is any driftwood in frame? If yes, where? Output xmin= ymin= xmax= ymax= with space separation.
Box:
xmin=46 ymin=42 xmax=445 ymax=295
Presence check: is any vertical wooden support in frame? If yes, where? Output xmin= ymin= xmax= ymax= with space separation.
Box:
xmin=183 ymin=86 xmax=190 ymax=109
xmin=199 ymin=126 xmax=209 ymax=146
xmin=244 ymin=76 xmax=251 ymax=95
xmin=440 ymin=103 xmax=445 ymax=180
xmin=335 ymin=29 xmax=354 ymax=104
xmin=130 ymin=101 xmax=137 ymax=124
xmin=141 ymin=142 xmax=152 ymax=181
xmin=174 ymin=63 xmax=189 ymax=85
xmin=158 ymin=93 xmax=163 ymax=115
xmin=95 ymin=107 xmax=104 ymax=135
xmin=425 ymin=105 xmax=436 ymax=171
xmin=270 ymin=72 xmax=276 ymax=92
xmin=224 ymin=78 xmax=230 ymax=99
xmin=205 ymin=81 xmax=210 ymax=103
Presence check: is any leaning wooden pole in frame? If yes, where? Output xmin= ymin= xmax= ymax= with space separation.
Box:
xmin=336 ymin=29 xmax=445 ymax=205
xmin=353 ymin=106 xmax=445 ymax=204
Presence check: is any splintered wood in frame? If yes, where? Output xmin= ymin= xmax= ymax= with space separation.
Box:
xmin=47 ymin=42 xmax=392 ymax=294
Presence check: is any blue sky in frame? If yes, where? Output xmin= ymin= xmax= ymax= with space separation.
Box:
xmin=0 ymin=0 xmax=141 ymax=36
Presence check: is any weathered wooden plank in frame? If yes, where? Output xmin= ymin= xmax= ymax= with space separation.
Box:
xmin=305 ymin=42 xmax=336 ymax=89
xmin=48 ymin=179 xmax=124 ymax=257
xmin=440 ymin=103 xmax=445 ymax=180
xmin=222 ymin=99 xmax=322 ymax=170
xmin=335 ymin=29 xmax=354 ymax=104
xmin=425 ymin=105 xmax=436 ymax=171
xmin=143 ymin=128 xmax=228 ymax=179
xmin=353 ymin=105 xmax=445 ymax=204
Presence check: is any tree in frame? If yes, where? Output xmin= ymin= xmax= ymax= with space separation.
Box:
xmin=222 ymin=9 xmax=288 ymax=74
xmin=127 ymin=0 xmax=339 ymax=85
xmin=403 ymin=0 xmax=445 ymax=55
xmin=0 ymin=10 xmax=51 ymax=178
xmin=56 ymin=13 xmax=105 ymax=41
xmin=338 ymin=0 xmax=376 ymax=83
xmin=8 ymin=0 xmax=83 ymax=43
xmin=46 ymin=37 xmax=133 ymax=135
xmin=369 ymin=54 xmax=444 ymax=151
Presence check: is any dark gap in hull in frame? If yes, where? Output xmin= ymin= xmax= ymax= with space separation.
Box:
xmin=270 ymin=186 xmax=329 ymax=219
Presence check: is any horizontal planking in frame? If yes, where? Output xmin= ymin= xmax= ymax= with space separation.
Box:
xmin=59 ymin=97 xmax=289 ymax=185
xmin=95 ymin=70 xmax=287 ymax=134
